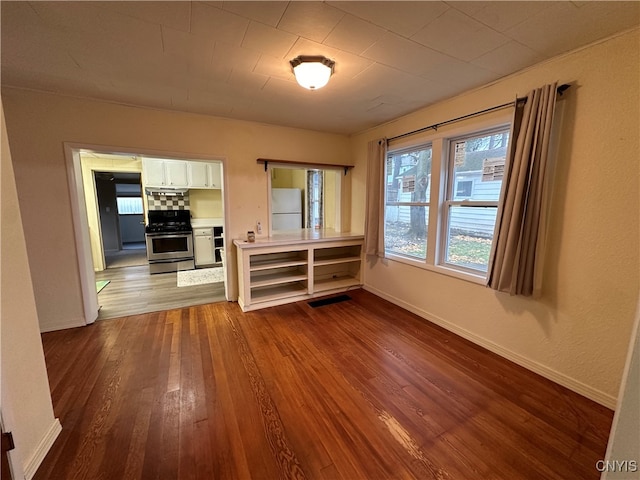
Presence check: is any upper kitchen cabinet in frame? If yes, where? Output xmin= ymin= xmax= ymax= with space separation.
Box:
xmin=142 ymin=158 xmax=189 ymax=188
xmin=188 ymin=161 xmax=221 ymax=189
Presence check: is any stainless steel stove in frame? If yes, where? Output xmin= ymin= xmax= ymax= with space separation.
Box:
xmin=145 ymin=210 xmax=194 ymax=274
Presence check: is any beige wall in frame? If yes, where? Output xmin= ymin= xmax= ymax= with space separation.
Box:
xmin=2 ymin=90 xmax=352 ymax=332
xmin=350 ymin=29 xmax=640 ymax=406
xmin=1 ymin=99 xmax=60 ymax=479
xmin=189 ymin=188 xmax=223 ymax=219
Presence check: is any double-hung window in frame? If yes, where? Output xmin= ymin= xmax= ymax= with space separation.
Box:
xmin=384 ymin=145 xmax=432 ymax=260
xmin=383 ymin=122 xmax=511 ymax=280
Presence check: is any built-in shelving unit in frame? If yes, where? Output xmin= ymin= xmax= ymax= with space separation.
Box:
xmin=234 ymin=232 xmax=363 ymax=312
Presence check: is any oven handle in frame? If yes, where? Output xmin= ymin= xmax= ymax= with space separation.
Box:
xmin=146 ymin=232 xmax=193 ymax=239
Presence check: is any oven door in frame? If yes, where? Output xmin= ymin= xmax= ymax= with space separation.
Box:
xmin=146 ymin=232 xmax=194 ymax=262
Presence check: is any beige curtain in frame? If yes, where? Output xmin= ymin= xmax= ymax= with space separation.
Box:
xmin=365 ymin=139 xmax=386 ymax=257
xmin=487 ymin=83 xmax=558 ymax=296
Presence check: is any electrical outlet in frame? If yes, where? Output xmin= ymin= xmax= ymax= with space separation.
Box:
xmin=256 ymin=221 xmax=262 ymax=234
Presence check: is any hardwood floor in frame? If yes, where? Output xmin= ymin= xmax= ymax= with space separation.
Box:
xmin=95 ymin=265 xmax=226 ymax=320
xmin=37 ymin=290 xmax=613 ymax=479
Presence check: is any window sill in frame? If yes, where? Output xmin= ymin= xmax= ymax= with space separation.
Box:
xmin=382 ymin=252 xmax=487 ymax=286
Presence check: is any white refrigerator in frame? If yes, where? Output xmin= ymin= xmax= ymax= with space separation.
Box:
xmin=271 ymin=188 xmax=302 ymax=230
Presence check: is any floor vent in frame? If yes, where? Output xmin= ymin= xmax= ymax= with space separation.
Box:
xmin=308 ymin=294 xmax=351 ymax=308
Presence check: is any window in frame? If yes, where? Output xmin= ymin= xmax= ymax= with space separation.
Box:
xmin=455 ymin=180 xmax=473 ymax=198
xmin=383 ymin=123 xmax=510 ymax=279
xmin=384 ymin=145 xmax=432 ymax=260
xmin=307 ymin=170 xmax=324 ymax=229
xmin=116 ymin=197 xmax=143 ymax=215
xmin=115 ymin=181 xmax=143 ymax=215
xmin=442 ymin=128 xmax=510 ymax=273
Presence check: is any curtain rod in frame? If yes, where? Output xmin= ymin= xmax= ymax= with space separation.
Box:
xmin=387 ymin=84 xmax=571 ymax=144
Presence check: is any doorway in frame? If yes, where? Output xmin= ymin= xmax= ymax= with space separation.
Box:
xmin=94 ymin=171 xmax=147 ymax=269
xmin=66 ymin=145 xmax=231 ymax=324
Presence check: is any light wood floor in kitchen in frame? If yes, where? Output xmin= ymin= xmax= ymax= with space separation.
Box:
xmin=95 ymin=264 xmax=226 ymax=320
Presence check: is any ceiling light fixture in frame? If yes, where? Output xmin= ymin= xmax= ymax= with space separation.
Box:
xmin=290 ymin=55 xmax=335 ymax=90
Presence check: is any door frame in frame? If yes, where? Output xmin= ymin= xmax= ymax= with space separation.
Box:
xmin=64 ymin=142 xmax=230 ymax=325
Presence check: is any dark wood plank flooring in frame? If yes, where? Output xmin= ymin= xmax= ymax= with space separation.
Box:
xmin=37 ymin=289 xmax=613 ymax=479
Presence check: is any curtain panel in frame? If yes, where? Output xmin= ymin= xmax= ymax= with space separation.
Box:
xmin=487 ymin=82 xmax=559 ymax=297
xmin=365 ymin=139 xmax=386 ymax=257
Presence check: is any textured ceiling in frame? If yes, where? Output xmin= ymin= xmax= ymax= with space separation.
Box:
xmin=1 ymin=1 xmax=639 ymax=134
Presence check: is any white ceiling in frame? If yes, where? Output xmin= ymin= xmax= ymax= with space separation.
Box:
xmin=2 ymin=1 xmax=639 ymax=134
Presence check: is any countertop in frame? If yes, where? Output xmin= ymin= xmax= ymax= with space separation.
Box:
xmin=191 ymin=217 xmax=223 ymax=228
xmin=233 ymin=229 xmax=364 ymax=249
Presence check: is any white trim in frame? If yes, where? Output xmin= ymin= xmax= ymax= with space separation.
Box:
xmin=383 ymin=252 xmax=486 ymax=285
xmin=363 ymin=283 xmax=617 ymax=409
xmin=64 ymin=145 xmax=99 ymax=325
xmin=39 ymin=318 xmax=86 ymax=334
xmin=219 ymin=160 xmax=234 ymax=301
xmin=23 ymin=418 xmax=62 ymax=480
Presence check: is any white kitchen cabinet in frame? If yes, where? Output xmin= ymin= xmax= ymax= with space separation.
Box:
xmin=234 ymin=232 xmax=363 ymax=312
xmin=188 ymin=162 xmax=209 ymax=188
xmin=144 ymin=159 xmax=220 ymax=189
xmin=165 ymin=160 xmax=188 ymax=187
xmin=188 ymin=162 xmax=221 ymax=189
xmin=142 ymin=158 xmax=166 ymax=186
xmin=208 ymin=162 xmax=221 ymax=189
xmin=142 ymin=158 xmax=188 ymax=188
xmin=194 ymin=227 xmax=215 ymax=267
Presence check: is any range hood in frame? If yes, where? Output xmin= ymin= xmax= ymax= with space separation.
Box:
xmin=145 ymin=187 xmax=188 ymax=196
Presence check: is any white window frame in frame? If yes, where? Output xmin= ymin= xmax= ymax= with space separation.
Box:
xmin=383 ymin=113 xmax=512 ymax=284
xmin=439 ymin=125 xmax=510 ymax=276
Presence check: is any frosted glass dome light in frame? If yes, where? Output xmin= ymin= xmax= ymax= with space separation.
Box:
xmin=290 ymin=55 xmax=335 ymax=90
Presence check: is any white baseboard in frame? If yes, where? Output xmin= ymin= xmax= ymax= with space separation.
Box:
xmin=23 ymin=418 xmax=62 ymax=480
xmin=363 ymin=284 xmax=617 ymax=409
xmin=40 ymin=318 xmax=85 ymax=333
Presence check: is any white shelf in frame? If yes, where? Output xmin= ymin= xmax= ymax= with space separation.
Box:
xmin=251 ymin=271 xmax=307 ymax=288
xmin=313 ymin=255 xmax=361 ymax=267
xmin=250 ymin=258 xmax=308 ymax=271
